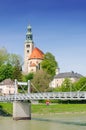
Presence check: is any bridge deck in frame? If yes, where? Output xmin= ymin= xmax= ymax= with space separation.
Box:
xmin=0 ymin=91 xmax=86 ymax=102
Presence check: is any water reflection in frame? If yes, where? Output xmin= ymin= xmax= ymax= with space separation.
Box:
xmin=0 ymin=113 xmax=86 ymax=130
xmin=32 ymin=117 xmax=86 ymax=126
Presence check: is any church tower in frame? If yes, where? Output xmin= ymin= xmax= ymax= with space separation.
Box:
xmin=24 ymin=25 xmax=34 ymax=74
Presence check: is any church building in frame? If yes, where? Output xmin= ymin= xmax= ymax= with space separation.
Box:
xmin=23 ymin=25 xmax=83 ymax=88
xmin=24 ymin=25 xmax=44 ymax=74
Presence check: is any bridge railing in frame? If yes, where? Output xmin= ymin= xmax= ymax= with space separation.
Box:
xmin=29 ymin=91 xmax=86 ymax=100
xmin=0 ymin=91 xmax=86 ymax=102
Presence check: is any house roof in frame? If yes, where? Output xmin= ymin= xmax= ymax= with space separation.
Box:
xmin=54 ymin=71 xmax=83 ymax=79
xmin=0 ymin=79 xmax=14 ymax=85
xmin=29 ymin=47 xmax=44 ymax=60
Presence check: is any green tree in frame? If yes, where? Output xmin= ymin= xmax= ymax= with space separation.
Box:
xmin=0 ymin=47 xmax=9 ymax=66
xmin=24 ymin=73 xmax=34 ymax=82
xmin=31 ymin=70 xmax=52 ymax=92
xmin=0 ymin=64 xmax=13 ymax=82
xmin=8 ymin=53 xmax=23 ymax=67
xmin=60 ymin=78 xmax=73 ymax=92
xmin=0 ymin=47 xmax=23 ymax=67
xmin=12 ymin=60 xmax=22 ymax=81
xmin=41 ymin=52 xmax=58 ymax=77
xmin=74 ymin=77 xmax=86 ymax=91
xmin=0 ymin=47 xmax=23 ymax=81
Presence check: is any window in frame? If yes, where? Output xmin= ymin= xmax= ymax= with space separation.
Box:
xmin=27 ymin=50 xmax=29 ymax=53
xmin=26 ymin=44 xmax=30 ymax=48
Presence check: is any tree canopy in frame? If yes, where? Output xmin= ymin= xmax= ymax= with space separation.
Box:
xmin=41 ymin=52 xmax=58 ymax=77
xmin=31 ymin=70 xmax=52 ymax=92
xmin=0 ymin=64 xmax=13 ymax=82
xmin=0 ymin=47 xmax=23 ymax=82
xmin=74 ymin=77 xmax=86 ymax=91
xmin=0 ymin=47 xmax=9 ymax=66
xmin=24 ymin=73 xmax=34 ymax=82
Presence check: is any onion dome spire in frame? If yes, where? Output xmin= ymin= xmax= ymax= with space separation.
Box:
xmin=25 ymin=24 xmax=33 ymax=43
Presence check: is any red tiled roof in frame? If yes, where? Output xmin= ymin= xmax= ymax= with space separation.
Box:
xmin=29 ymin=47 xmax=44 ymax=59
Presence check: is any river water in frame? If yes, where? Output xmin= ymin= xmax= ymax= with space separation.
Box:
xmin=0 ymin=113 xmax=86 ymax=130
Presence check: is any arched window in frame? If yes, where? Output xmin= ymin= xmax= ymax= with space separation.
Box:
xmin=26 ymin=44 xmax=30 ymax=48
xmin=27 ymin=50 xmax=29 ymax=53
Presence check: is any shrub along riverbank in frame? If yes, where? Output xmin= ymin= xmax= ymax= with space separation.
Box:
xmin=0 ymin=103 xmax=12 ymax=116
xmin=0 ymin=102 xmax=86 ymax=116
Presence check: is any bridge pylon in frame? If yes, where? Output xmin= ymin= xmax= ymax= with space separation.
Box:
xmin=13 ymin=100 xmax=31 ymax=120
xmin=13 ymin=80 xmax=31 ymax=120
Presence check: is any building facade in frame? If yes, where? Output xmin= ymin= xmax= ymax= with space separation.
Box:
xmin=49 ymin=71 xmax=83 ymax=88
xmin=0 ymin=79 xmax=15 ymax=95
xmin=24 ymin=25 xmax=44 ymax=74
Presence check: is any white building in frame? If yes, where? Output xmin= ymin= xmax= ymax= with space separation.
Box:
xmin=49 ymin=71 xmax=83 ymax=88
xmin=0 ymin=79 xmax=15 ymax=95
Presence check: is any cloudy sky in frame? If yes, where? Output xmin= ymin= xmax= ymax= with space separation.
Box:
xmin=0 ymin=0 xmax=86 ymax=76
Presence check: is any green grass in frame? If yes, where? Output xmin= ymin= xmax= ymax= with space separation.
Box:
xmin=0 ymin=102 xmax=12 ymax=116
xmin=31 ymin=104 xmax=86 ymax=114
xmin=0 ymin=103 xmax=86 ymax=116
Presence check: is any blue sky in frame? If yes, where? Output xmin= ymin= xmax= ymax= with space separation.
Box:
xmin=0 ymin=0 xmax=86 ymax=76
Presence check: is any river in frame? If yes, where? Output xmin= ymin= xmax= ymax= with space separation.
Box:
xmin=0 ymin=113 xmax=86 ymax=130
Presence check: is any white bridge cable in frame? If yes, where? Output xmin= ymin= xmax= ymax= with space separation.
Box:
xmin=31 ymin=83 xmax=41 ymax=93
xmin=78 ymin=83 xmax=86 ymax=92
xmin=31 ymin=83 xmax=50 ymax=99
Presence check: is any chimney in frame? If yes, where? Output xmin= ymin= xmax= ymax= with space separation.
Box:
xmin=55 ymin=68 xmax=60 ymax=75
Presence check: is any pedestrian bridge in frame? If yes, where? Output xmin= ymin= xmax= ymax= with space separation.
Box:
xmin=0 ymin=91 xmax=86 ymax=102
xmin=0 ymin=80 xmax=86 ymax=120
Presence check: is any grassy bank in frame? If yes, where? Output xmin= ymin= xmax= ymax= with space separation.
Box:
xmin=32 ymin=104 xmax=86 ymax=114
xmin=0 ymin=102 xmax=12 ymax=116
xmin=0 ymin=103 xmax=86 ymax=116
